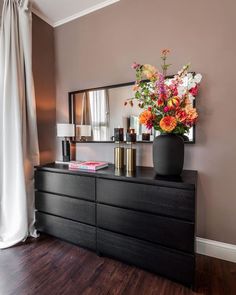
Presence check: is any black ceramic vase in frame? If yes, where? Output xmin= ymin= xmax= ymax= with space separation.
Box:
xmin=153 ymin=134 xmax=184 ymax=176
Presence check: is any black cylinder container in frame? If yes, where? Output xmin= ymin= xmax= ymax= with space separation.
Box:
xmin=153 ymin=134 xmax=184 ymax=176
xmin=62 ymin=139 xmax=71 ymax=162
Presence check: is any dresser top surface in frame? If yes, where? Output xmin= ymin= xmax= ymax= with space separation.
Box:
xmin=35 ymin=163 xmax=197 ymax=190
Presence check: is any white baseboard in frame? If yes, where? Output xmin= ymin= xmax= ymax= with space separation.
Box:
xmin=196 ymin=237 xmax=236 ymax=263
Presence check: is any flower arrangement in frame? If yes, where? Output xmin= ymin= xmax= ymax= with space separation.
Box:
xmin=127 ymin=50 xmax=202 ymax=135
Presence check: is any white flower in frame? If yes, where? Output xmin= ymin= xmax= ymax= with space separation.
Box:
xmin=177 ymin=86 xmax=186 ymax=96
xmin=188 ymin=81 xmax=196 ymax=90
xmin=194 ymin=73 xmax=202 ymax=83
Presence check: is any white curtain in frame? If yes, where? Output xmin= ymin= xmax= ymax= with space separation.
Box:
xmin=0 ymin=0 xmax=39 ymax=249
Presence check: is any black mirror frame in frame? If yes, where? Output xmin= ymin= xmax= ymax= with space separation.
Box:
xmin=68 ymin=76 xmax=196 ymax=144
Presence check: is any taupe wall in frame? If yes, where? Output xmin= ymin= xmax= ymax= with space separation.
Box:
xmin=54 ymin=0 xmax=236 ymax=245
xmin=32 ymin=15 xmax=56 ymax=164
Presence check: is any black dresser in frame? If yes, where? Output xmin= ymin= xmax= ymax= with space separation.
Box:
xmin=35 ymin=163 xmax=197 ymax=287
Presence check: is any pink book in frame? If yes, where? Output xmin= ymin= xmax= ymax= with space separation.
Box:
xmin=69 ymin=161 xmax=108 ymax=171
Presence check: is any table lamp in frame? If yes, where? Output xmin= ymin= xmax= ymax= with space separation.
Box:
xmin=57 ymin=123 xmax=75 ymax=162
xmin=78 ymin=125 xmax=92 ymax=141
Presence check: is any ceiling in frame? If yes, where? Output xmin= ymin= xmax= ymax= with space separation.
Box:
xmin=32 ymin=0 xmax=120 ymax=27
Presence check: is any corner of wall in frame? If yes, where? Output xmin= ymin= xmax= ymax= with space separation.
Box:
xmin=32 ymin=14 xmax=57 ymax=165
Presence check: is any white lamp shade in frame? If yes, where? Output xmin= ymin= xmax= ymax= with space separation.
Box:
xmin=77 ymin=125 xmax=92 ymax=137
xmin=57 ymin=123 xmax=75 ymax=137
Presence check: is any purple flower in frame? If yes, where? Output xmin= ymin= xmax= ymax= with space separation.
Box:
xmin=156 ymin=73 xmax=167 ymax=97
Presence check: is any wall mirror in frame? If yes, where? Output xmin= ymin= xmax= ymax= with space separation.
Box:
xmin=69 ymin=79 xmax=195 ymax=143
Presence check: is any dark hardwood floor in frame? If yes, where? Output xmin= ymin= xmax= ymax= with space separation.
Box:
xmin=0 ymin=235 xmax=235 ymax=295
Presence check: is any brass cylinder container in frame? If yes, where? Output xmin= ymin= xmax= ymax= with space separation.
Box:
xmin=114 ymin=147 xmax=124 ymax=169
xmin=126 ymin=148 xmax=136 ymax=171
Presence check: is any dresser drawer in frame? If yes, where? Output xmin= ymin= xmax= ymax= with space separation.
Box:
xmin=35 ymin=192 xmax=95 ymax=225
xmin=97 ymin=229 xmax=195 ymax=287
xmin=97 ymin=179 xmax=195 ymax=221
xmin=36 ymin=212 xmax=96 ymax=250
xmin=97 ymin=204 xmax=194 ymax=253
xmin=35 ymin=171 xmax=95 ymax=201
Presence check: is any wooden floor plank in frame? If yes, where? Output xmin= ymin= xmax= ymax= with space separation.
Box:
xmin=0 ymin=235 xmax=235 ymax=295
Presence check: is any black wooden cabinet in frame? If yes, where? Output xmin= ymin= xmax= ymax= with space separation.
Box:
xmin=97 ymin=203 xmax=194 ymax=253
xmin=35 ymin=163 xmax=197 ymax=287
xmin=35 ymin=168 xmax=96 ymax=250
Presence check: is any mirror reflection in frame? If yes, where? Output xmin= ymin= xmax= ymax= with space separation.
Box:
xmin=69 ymin=83 xmax=194 ymax=143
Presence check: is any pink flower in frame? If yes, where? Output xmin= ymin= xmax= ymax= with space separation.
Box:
xmin=161 ymin=49 xmax=170 ymax=57
xmin=132 ymin=62 xmax=141 ymax=70
xmin=164 ymin=106 xmax=169 ymax=113
xmin=189 ymin=85 xmax=198 ymax=97
xmin=146 ymin=122 xmax=153 ymax=129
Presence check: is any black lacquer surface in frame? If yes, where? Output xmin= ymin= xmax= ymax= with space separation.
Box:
xmin=35 ymin=162 xmax=197 ymax=287
xmin=35 ymin=163 xmax=197 ymax=190
xmin=97 ymin=178 xmax=195 ymax=221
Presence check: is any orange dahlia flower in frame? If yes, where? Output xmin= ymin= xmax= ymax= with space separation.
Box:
xmin=176 ymin=109 xmax=187 ymax=123
xmin=160 ymin=116 xmax=177 ymax=132
xmin=139 ymin=110 xmax=153 ymax=125
xmin=185 ymin=106 xmax=198 ymax=124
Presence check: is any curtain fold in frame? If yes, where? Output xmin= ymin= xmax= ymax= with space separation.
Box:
xmin=81 ymin=92 xmax=91 ymax=125
xmin=0 ymin=0 xmax=39 ymax=249
xmin=89 ymin=89 xmax=110 ymax=141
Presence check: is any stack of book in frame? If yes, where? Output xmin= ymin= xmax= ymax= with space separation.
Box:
xmin=69 ymin=161 xmax=108 ymax=171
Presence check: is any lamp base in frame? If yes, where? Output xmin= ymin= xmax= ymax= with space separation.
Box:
xmin=62 ymin=140 xmax=70 ymax=162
